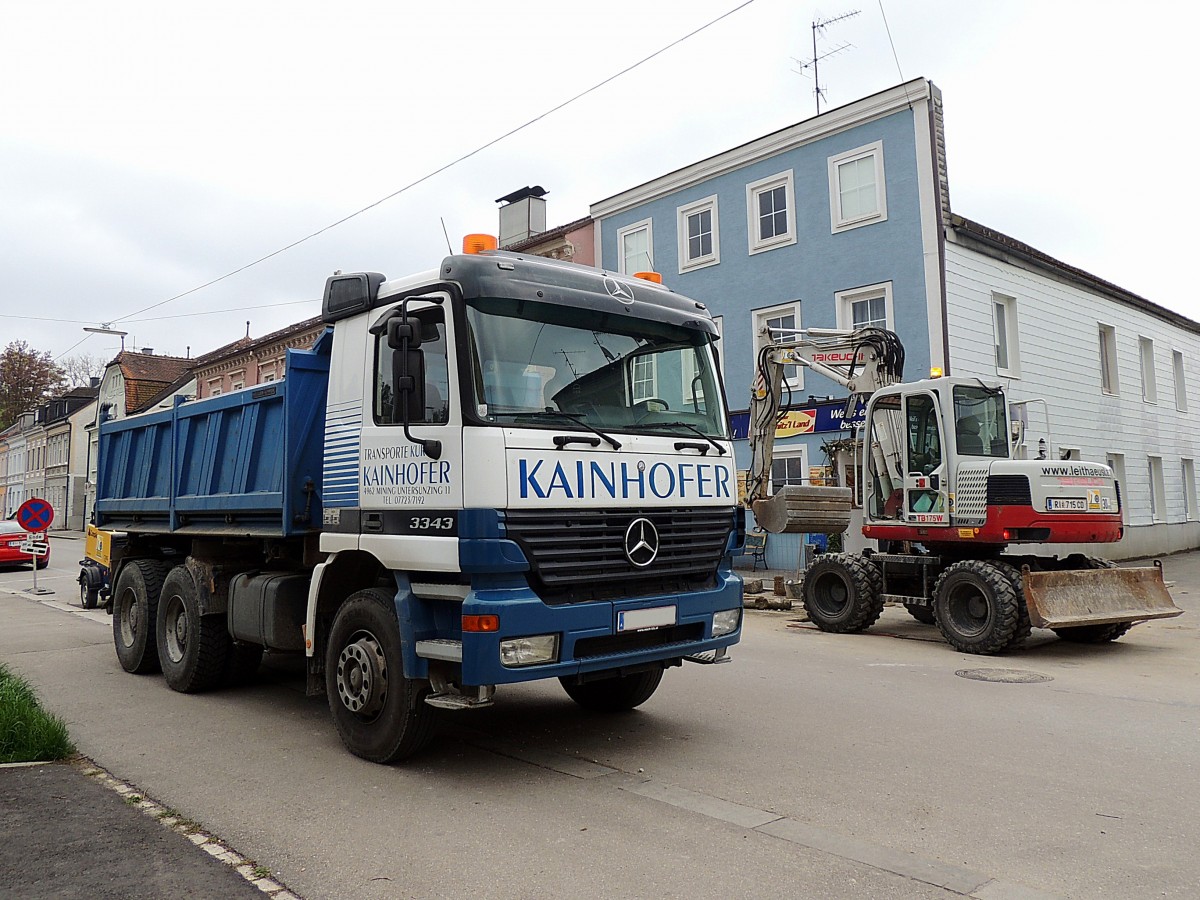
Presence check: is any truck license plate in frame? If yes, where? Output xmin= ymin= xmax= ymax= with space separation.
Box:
xmin=1046 ymin=497 xmax=1088 ymax=511
xmin=618 ymin=605 xmax=676 ymax=632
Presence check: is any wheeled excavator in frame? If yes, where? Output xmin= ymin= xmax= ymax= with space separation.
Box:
xmin=746 ymin=325 xmax=1182 ymax=654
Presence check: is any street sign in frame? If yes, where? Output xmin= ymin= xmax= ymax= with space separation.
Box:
xmin=19 ymin=539 xmax=48 ymax=556
xmin=16 ymin=497 xmax=54 ymax=533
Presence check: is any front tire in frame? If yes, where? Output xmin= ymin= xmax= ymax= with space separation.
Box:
xmin=560 ymin=668 xmax=664 ymax=712
xmin=933 ymin=560 xmax=1022 ymax=654
xmin=112 ymin=560 xmax=168 ymax=674
xmin=325 ymin=588 xmax=437 ymax=763
xmin=157 ymin=566 xmax=230 ymax=693
xmin=801 ymin=553 xmax=884 ymax=633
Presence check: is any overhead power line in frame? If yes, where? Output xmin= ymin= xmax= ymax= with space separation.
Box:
xmin=110 ymin=0 xmax=759 ymax=326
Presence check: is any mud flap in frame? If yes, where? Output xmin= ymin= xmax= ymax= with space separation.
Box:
xmin=1021 ymin=561 xmax=1183 ymax=629
xmin=751 ymin=485 xmax=853 ymax=534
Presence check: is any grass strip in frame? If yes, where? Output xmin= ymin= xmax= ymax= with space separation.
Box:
xmin=0 ymin=662 xmax=75 ymax=763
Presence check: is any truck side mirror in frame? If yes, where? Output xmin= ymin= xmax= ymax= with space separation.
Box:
xmin=387 ymin=314 xmax=441 ymax=460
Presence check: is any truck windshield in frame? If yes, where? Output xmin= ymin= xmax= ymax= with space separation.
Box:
xmin=465 ymin=297 xmax=729 ymax=438
xmin=953 ymin=384 xmax=1009 ymax=458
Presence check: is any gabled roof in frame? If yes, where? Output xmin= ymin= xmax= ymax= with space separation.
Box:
xmin=194 ymin=317 xmax=324 ymax=370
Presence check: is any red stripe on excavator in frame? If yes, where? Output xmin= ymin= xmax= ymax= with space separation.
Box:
xmin=864 ymin=507 xmax=1123 ymax=545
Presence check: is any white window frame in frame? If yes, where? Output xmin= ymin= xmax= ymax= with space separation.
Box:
xmin=1184 ymin=458 xmax=1198 ymax=521
xmin=828 ymin=140 xmax=887 ymax=233
xmin=835 ymin=282 xmax=894 ymax=331
xmin=992 ymin=293 xmax=1020 ymax=378
xmin=768 ymin=445 xmax=810 ymax=495
xmin=1098 ymin=324 xmax=1118 ymax=395
xmin=1148 ymin=455 xmax=1166 ymax=522
xmin=676 ymin=196 xmax=719 ymax=273
xmin=1173 ymin=349 xmax=1187 ymax=412
xmin=631 ymin=354 xmax=658 ymax=403
xmin=1139 ymin=336 xmax=1157 ymax=404
xmin=754 ymin=302 xmax=803 ymax=393
xmin=746 ymin=170 xmax=796 ymax=254
xmin=616 ymin=218 xmax=654 ymax=275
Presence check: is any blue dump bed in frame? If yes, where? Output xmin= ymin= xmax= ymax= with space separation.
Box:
xmin=95 ymin=334 xmax=331 ymax=538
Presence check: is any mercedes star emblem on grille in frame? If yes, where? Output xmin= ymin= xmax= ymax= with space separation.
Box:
xmin=603 ymin=277 xmax=634 ymax=302
xmin=624 ymin=517 xmax=659 ymax=567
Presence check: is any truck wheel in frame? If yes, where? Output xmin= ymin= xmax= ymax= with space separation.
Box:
xmin=157 ymin=566 xmax=230 ymax=693
xmin=933 ymin=560 xmax=1021 ymax=654
xmin=801 ymin=552 xmax=884 ymax=633
xmin=560 ymin=668 xmax=664 ymax=712
xmin=904 ymin=603 xmax=935 ymax=625
xmin=1052 ymin=622 xmax=1134 ymax=643
xmin=326 ymin=588 xmax=437 ymax=763
xmin=112 ymin=560 xmax=168 ymax=674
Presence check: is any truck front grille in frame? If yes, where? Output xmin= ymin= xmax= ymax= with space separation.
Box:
xmin=503 ymin=507 xmax=735 ymax=604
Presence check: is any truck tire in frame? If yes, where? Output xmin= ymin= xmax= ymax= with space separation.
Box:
xmin=801 ymin=553 xmax=884 ymax=633
xmin=157 ymin=566 xmax=230 ymax=693
xmin=904 ymin=602 xmax=935 ymax=625
xmin=326 ymin=588 xmax=437 ymax=763
xmin=933 ymin=560 xmax=1022 ymax=655
xmin=560 ymin=668 xmax=664 ymax=712
xmin=113 ymin=560 xmax=169 ymax=674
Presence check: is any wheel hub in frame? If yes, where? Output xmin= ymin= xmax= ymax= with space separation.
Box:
xmin=164 ymin=597 xmax=188 ymax=664
xmin=336 ymin=633 xmax=387 ymax=718
xmin=119 ymin=593 xmax=138 ymax=644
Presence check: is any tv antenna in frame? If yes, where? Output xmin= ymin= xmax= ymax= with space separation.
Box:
xmin=793 ymin=10 xmax=860 ymax=115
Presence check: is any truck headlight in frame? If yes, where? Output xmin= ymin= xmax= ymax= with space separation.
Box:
xmin=712 ymin=608 xmax=741 ymax=637
xmin=500 ymin=634 xmax=559 ymax=667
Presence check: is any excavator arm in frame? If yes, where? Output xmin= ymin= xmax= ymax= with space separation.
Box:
xmin=745 ymin=326 xmax=905 ymax=533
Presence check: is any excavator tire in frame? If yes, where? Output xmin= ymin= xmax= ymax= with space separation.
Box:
xmin=904 ymin=603 xmax=935 ymax=625
xmin=933 ymin=560 xmax=1022 ymax=655
xmin=801 ymin=553 xmax=884 ymax=633
xmin=992 ymin=560 xmax=1033 ymax=650
xmin=1050 ymin=558 xmax=1134 ymax=644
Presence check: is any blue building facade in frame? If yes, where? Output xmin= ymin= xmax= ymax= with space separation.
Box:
xmin=589 ymin=79 xmax=950 ymax=568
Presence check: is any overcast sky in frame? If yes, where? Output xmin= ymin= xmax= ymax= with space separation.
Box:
xmin=2 ymin=0 xmax=1194 ymax=365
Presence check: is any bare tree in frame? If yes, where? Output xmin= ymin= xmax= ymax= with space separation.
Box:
xmin=59 ymin=353 xmax=108 ymax=389
xmin=0 ymin=341 xmax=67 ymax=430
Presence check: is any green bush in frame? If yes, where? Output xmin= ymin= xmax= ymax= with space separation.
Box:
xmin=0 ymin=663 xmax=75 ymax=764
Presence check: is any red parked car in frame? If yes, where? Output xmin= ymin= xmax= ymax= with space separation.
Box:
xmin=0 ymin=520 xmax=49 ymax=570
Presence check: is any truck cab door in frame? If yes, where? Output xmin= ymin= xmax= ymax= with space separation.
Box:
xmin=902 ymin=392 xmax=949 ymax=525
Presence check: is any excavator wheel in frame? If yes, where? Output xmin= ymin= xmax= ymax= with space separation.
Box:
xmin=932 ymin=560 xmax=1023 ymax=655
xmin=801 ymin=552 xmax=884 ymax=633
xmin=991 ymin=560 xmax=1033 ymax=650
xmin=1047 ymin=558 xmax=1134 ymax=643
xmin=903 ymin=603 xmax=936 ymax=625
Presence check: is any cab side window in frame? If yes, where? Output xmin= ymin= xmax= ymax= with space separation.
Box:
xmin=374 ymin=307 xmax=450 ymax=425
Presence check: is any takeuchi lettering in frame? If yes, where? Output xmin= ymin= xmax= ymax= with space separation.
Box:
xmin=518 ymin=458 xmax=731 ymax=500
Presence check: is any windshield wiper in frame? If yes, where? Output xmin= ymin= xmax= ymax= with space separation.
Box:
xmin=515 ymin=410 xmax=622 ymax=450
xmin=636 ymin=420 xmax=727 ymax=455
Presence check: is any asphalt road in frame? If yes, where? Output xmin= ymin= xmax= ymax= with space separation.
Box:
xmin=2 ymin=538 xmax=1198 ymax=899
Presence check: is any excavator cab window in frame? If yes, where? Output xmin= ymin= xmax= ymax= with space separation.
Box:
xmin=905 ymin=393 xmax=946 ymax=516
xmin=953 ymin=385 xmax=1009 ymax=458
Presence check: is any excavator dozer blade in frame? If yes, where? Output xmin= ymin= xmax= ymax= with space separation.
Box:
xmin=751 ymin=485 xmax=853 ymax=534
xmin=1021 ymin=562 xmax=1183 ymax=629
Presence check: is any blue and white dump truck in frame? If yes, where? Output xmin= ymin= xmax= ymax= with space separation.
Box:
xmin=84 ymin=245 xmax=743 ymax=762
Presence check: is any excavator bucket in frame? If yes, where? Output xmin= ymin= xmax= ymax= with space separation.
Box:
xmin=751 ymin=485 xmax=853 ymax=534
xmin=1021 ymin=562 xmax=1183 ymax=629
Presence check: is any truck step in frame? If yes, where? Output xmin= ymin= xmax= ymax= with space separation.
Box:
xmin=424 ymin=685 xmax=495 ymax=710
xmin=415 ymin=639 xmax=463 ymax=662
xmin=684 ymin=647 xmax=730 ymax=665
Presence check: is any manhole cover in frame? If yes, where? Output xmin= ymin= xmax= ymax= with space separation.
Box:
xmin=955 ymin=668 xmax=1053 ymax=684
